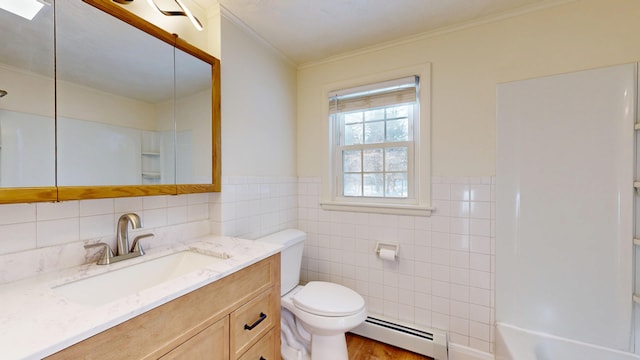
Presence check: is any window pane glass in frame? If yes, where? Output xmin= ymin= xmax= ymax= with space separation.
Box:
xmin=364 ymin=108 xmax=384 ymax=122
xmin=385 ymin=173 xmax=408 ymax=198
xmin=344 ymin=123 xmax=363 ymax=145
xmin=386 ymin=105 xmax=409 ymax=118
xmin=363 ymin=149 xmax=383 ymax=172
xmin=343 ymin=174 xmax=362 ymax=196
xmin=364 ymin=122 xmax=384 ymax=144
xmin=385 ymin=147 xmax=408 ymax=171
xmin=333 ymin=88 xmax=419 ymax=201
xmin=386 ymin=118 xmax=408 ymax=142
xmin=363 ymin=173 xmax=383 ymax=197
xmin=343 ymin=150 xmax=361 ymax=172
xmin=344 ymin=112 xmax=362 ymax=124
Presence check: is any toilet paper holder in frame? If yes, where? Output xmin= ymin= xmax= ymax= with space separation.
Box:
xmin=375 ymin=242 xmax=399 ymax=260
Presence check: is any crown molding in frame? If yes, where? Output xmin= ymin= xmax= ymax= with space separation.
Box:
xmin=219 ymin=5 xmax=296 ymax=67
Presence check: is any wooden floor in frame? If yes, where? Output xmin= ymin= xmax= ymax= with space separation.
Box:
xmin=346 ymin=333 xmax=433 ymax=360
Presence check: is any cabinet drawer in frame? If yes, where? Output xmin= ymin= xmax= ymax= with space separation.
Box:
xmin=160 ymin=316 xmax=229 ymax=359
xmin=231 ymin=289 xmax=275 ymax=358
xmin=238 ymin=329 xmax=276 ymax=360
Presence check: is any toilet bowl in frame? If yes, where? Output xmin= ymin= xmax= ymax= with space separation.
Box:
xmin=258 ymin=229 xmax=367 ymax=360
xmin=283 ymin=283 xmax=367 ymax=359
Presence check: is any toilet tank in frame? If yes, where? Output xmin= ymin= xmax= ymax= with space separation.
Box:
xmin=257 ymin=229 xmax=305 ymax=296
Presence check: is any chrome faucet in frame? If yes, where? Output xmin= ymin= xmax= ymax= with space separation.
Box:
xmin=116 ymin=213 xmax=142 ymax=256
xmin=84 ymin=213 xmax=154 ymax=265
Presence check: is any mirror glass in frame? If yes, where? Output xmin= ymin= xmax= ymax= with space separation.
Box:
xmin=55 ymin=0 xmax=176 ymax=186
xmin=175 ymin=47 xmax=212 ymax=184
xmin=0 ymin=3 xmax=55 ymax=187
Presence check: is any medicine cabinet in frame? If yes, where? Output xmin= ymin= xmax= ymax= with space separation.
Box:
xmin=0 ymin=0 xmax=220 ymax=204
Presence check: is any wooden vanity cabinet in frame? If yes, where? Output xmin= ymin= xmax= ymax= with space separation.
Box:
xmin=46 ymin=254 xmax=281 ymax=360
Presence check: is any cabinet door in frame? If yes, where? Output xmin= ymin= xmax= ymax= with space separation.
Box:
xmin=238 ymin=329 xmax=275 ymax=360
xmin=161 ymin=316 xmax=229 ymax=360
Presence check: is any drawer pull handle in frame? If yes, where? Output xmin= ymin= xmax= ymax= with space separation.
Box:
xmin=260 ymin=357 xmax=266 ymax=360
xmin=244 ymin=312 xmax=267 ymax=331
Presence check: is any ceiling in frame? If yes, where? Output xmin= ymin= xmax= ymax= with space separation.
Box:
xmin=0 ymin=0 xmax=567 ymax=101
xmin=208 ymin=0 xmax=567 ymax=64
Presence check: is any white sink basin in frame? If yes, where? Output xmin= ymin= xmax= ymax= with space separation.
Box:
xmin=53 ymin=250 xmax=228 ymax=306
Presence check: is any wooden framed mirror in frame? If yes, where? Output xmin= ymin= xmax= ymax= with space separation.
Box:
xmin=58 ymin=0 xmax=220 ymax=200
xmin=0 ymin=0 xmax=220 ymax=203
xmin=0 ymin=0 xmax=57 ymax=203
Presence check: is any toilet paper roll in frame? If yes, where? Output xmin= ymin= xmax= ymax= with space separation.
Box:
xmin=378 ymin=248 xmax=396 ymax=261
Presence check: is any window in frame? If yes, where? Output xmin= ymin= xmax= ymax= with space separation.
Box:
xmin=321 ymin=67 xmax=432 ymax=216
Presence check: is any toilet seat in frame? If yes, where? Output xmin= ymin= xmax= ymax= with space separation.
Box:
xmin=293 ymin=281 xmax=365 ymax=317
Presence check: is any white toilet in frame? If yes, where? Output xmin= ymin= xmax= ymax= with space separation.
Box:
xmin=258 ymin=229 xmax=367 ymax=360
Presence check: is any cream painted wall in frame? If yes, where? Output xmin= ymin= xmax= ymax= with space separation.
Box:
xmin=57 ymin=80 xmax=156 ymax=130
xmin=206 ymin=4 xmax=221 ymax=58
xmin=297 ymin=0 xmax=640 ymax=177
xmin=220 ymin=16 xmax=297 ymax=177
xmin=0 ymin=65 xmax=54 ymax=117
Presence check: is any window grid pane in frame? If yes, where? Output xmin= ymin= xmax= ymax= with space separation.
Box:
xmin=339 ymin=103 xmax=413 ymax=199
xmin=343 ymin=173 xmax=362 ymax=196
xmin=342 ymin=150 xmax=362 ymax=172
xmin=364 ymin=121 xmax=385 ymax=144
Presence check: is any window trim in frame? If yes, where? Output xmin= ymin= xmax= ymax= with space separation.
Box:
xmin=320 ymin=64 xmax=432 ymax=216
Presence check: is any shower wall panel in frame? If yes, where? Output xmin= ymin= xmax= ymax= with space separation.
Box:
xmin=496 ymin=64 xmax=635 ymax=351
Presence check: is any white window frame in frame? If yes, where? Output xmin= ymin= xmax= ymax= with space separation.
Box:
xmin=320 ymin=64 xmax=432 ymax=216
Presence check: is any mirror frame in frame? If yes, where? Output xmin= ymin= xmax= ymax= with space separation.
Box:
xmin=0 ymin=188 xmax=58 ymax=204
xmin=0 ymin=0 xmax=221 ymax=204
xmin=60 ymin=0 xmax=221 ymax=200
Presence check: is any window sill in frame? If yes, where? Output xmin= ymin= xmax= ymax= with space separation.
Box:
xmin=320 ymin=201 xmax=433 ymax=216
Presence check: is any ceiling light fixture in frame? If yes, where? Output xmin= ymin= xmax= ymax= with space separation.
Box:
xmin=173 ymin=0 xmax=202 ymax=32
xmin=0 ymin=0 xmax=49 ymax=21
xmin=113 ymin=0 xmax=203 ymax=31
xmin=114 ymin=0 xmax=203 ymax=31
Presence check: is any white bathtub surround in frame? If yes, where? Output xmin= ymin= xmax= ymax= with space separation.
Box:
xmin=496 ymin=64 xmax=635 ymax=356
xmin=212 ymin=176 xmax=298 ymax=239
xmin=298 ymin=176 xmax=496 ymax=354
xmin=0 ymin=235 xmax=281 ymax=359
xmin=0 ymin=193 xmax=211 ymax=284
xmin=496 ymin=323 xmax=640 ymax=360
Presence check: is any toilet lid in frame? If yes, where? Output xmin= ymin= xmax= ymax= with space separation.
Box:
xmin=293 ymin=281 xmax=365 ymax=317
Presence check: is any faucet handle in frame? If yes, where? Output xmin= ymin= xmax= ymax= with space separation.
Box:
xmin=84 ymin=243 xmax=114 ymax=265
xmin=130 ymin=233 xmax=154 ymax=255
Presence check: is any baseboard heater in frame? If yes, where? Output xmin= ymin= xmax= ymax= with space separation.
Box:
xmin=350 ymin=314 xmax=448 ymax=360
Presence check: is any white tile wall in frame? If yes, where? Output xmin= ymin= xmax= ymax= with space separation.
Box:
xmin=0 ymin=193 xmax=211 ymax=283
xmin=211 ymin=176 xmax=298 ymax=239
xmin=0 ymin=174 xmax=492 ymax=353
xmin=298 ymin=176 xmax=496 ymax=353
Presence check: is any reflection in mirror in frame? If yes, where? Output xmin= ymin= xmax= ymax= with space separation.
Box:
xmin=55 ymin=0 xmax=175 ymax=186
xmin=0 ymin=3 xmax=55 ymax=187
xmin=175 ymin=47 xmax=212 ymax=185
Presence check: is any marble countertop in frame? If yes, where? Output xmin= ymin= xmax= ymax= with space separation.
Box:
xmin=0 ymin=235 xmax=281 ymax=360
